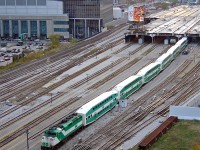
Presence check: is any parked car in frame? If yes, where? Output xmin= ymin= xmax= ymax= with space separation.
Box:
xmin=36 ymin=45 xmax=43 ymax=49
xmin=34 ymin=39 xmax=40 ymax=42
xmin=182 ymin=50 xmax=189 ymax=55
xmin=4 ymin=55 xmax=10 ymax=61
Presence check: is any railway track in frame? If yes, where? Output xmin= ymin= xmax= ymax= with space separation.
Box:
xmin=75 ymin=60 xmax=193 ymax=149
xmin=0 ymin=42 xmax=165 ymax=148
xmin=0 ymin=39 xmax=128 ymax=119
xmin=76 ymin=60 xmax=200 ymax=150
xmin=0 ymin=42 xmax=158 ymax=124
xmin=0 ymin=96 xmax=80 ymax=147
xmin=0 ymin=38 xmax=124 ymax=102
xmin=0 ymin=35 xmax=124 ymax=92
xmin=0 ymin=23 xmax=127 ymax=84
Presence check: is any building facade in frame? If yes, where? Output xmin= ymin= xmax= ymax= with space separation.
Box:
xmin=0 ymin=0 xmax=69 ymax=39
xmin=62 ymin=0 xmax=113 ymax=39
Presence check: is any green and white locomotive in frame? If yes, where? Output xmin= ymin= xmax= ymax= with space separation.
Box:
xmin=41 ymin=114 xmax=83 ymax=148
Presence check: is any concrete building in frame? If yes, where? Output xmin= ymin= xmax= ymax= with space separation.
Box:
xmin=62 ymin=0 xmax=113 ymax=39
xmin=0 ymin=0 xmax=69 ymax=39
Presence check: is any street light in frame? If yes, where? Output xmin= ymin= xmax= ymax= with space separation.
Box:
xmin=111 ymin=61 xmax=114 ymax=71
xmin=86 ymin=74 xmax=90 ymax=84
xmin=26 ymin=128 xmax=30 ymax=150
xmin=50 ymin=93 xmax=53 ymax=104
xmin=110 ymin=42 xmax=113 ymax=51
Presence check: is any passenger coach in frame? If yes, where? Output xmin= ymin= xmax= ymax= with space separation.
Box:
xmin=156 ymin=53 xmax=172 ymax=70
xmin=76 ymin=90 xmax=118 ymax=126
xmin=113 ymin=75 xmax=143 ymax=99
xmin=137 ymin=62 xmax=161 ymax=83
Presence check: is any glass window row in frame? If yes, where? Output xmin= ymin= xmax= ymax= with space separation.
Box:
xmin=92 ymin=96 xmax=115 ymax=111
xmin=54 ymin=28 xmax=68 ymax=32
xmin=0 ymin=0 xmax=46 ymax=6
xmin=1 ymin=20 xmax=46 ymax=38
xmin=54 ymin=21 xmax=68 ymax=25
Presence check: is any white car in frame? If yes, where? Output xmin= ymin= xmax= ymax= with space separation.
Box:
xmin=34 ymin=39 xmax=40 ymax=42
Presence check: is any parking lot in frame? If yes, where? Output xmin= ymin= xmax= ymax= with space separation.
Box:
xmin=0 ymin=39 xmax=49 ymax=66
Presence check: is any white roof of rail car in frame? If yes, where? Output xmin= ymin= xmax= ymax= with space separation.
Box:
xmin=76 ymin=90 xmax=118 ymax=115
xmin=156 ymin=53 xmax=171 ymax=63
xmin=137 ymin=62 xmax=160 ymax=76
xmin=176 ymin=37 xmax=187 ymax=45
xmin=167 ymin=45 xmax=179 ymax=54
xmin=113 ymin=75 xmax=141 ymax=91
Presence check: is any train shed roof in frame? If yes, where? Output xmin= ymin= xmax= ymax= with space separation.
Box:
xmin=144 ymin=5 xmax=200 ymax=36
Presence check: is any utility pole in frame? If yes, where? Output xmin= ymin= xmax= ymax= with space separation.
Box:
xmin=86 ymin=74 xmax=89 ymax=84
xmin=50 ymin=93 xmax=53 ymax=104
xmin=26 ymin=129 xmax=29 ymax=150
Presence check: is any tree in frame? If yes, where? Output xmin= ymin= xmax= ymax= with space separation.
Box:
xmin=49 ymin=34 xmax=60 ymax=48
xmin=171 ymin=0 xmax=178 ymax=6
xmin=69 ymin=38 xmax=77 ymax=44
xmin=161 ymin=3 xmax=168 ymax=10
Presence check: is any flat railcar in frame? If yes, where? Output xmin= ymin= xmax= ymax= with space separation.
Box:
xmin=76 ymin=90 xmax=118 ymax=126
xmin=113 ymin=75 xmax=143 ymax=99
xmin=138 ymin=116 xmax=178 ymax=150
xmin=137 ymin=62 xmax=161 ymax=83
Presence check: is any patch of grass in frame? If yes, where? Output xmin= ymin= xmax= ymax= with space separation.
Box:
xmin=151 ymin=120 xmax=200 ymax=150
xmin=130 ymin=120 xmax=200 ymax=150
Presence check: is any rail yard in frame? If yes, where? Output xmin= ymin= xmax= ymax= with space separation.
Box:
xmin=1 ymin=5 xmax=200 ymax=150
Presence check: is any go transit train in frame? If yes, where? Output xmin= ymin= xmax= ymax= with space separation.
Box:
xmin=41 ymin=37 xmax=188 ymax=149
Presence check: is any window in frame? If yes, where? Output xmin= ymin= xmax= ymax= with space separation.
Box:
xmin=40 ymin=21 xmax=47 ymax=35
xmin=12 ymin=20 xmax=18 ymax=35
xmin=0 ymin=0 xmax=5 ymax=5
xmin=54 ymin=21 xmax=68 ymax=25
xmin=16 ymin=0 xmax=26 ymax=5
xmin=37 ymin=0 xmax=46 ymax=6
xmin=6 ymin=0 xmax=15 ymax=5
xmin=30 ymin=21 xmax=37 ymax=35
xmin=54 ymin=28 xmax=68 ymax=32
xmin=21 ymin=20 xmax=28 ymax=33
xmin=27 ymin=0 xmax=36 ymax=5
xmin=3 ymin=20 xmax=9 ymax=36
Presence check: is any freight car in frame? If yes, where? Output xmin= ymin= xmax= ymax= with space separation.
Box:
xmin=41 ymin=37 xmax=188 ymax=149
xmin=138 ymin=116 xmax=178 ymax=150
